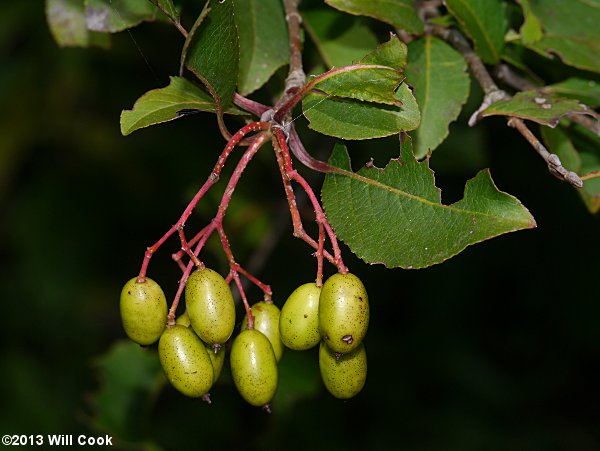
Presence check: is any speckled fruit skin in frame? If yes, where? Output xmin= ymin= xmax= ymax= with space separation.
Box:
xmin=318 ymin=273 xmax=369 ymax=353
xmin=185 ymin=268 xmax=235 ymax=347
xmin=319 ymin=341 xmax=367 ymax=399
xmin=176 ymin=312 xmax=224 ymax=382
xmin=158 ymin=325 xmax=214 ymax=397
xmin=230 ymin=329 xmax=278 ymax=407
xmin=241 ymin=302 xmax=284 ymax=361
xmin=279 ymin=283 xmax=322 ymax=350
xmin=120 ymin=277 xmax=167 ymax=345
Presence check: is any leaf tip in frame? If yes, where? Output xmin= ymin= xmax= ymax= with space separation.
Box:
xmin=119 ymin=111 xmax=132 ymax=136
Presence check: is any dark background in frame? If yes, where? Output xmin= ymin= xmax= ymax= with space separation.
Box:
xmin=1 ymin=3 xmax=599 ymax=450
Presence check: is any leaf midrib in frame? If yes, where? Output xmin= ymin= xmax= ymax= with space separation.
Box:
xmin=332 ymin=165 xmax=529 ymax=224
xmin=450 ymin=0 xmax=499 ymax=62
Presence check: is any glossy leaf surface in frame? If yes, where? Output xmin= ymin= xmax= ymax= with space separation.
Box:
xmin=405 ymin=36 xmax=470 ymax=158
xmin=322 ymin=141 xmax=536 ymax=268
xmin=303 ymin=83 xmax=420 ymax=140
xmin=325 ymin=0 xmax=423 ymax=34
xmin=120 ymin=77 xmax=245 ymax=136
xmin=445 ymin=0 xmax=507 ymax=64
xmin=184 ymin=0 xmax=239 ymax=109
xmin=233 ymin=0 xmax=290 ymax=95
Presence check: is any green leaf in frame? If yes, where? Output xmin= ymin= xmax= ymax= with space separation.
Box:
xmin=46 ymin=0 xmax=110 ymax=47
xmin=303 ymin=82 xmax=420 ymax=140
xmin=325 ymin=0 xmax=423 ymax=34
xmin=322 ymin=141 xmax=536 ymax=269
xmin=233 ymin=0 xmax=290 ymax=95
xmin=542 ymin=125 xmax=600 ymax=214
xmin=405 ymin=36 xmax=470 ymax=159
xmin=445 ymin=0 xmax=507 ymax=64
xmin=184 ymin=0 xmax=239 ymax=109
xmin=90 ymin=340 xmax=163 ymax=440
xmin=480 ymin=91 xmax=599 ymax=127
xmin=525 ymin=0 xmax=600 ymax=73
xmin=180 ymin=1 xmax=211 ymax=76
xmin=360 ymin=34 xmax=408 ymax=70
xmin=120 ymin=76 xmax=246 ymax=136
xmin=84 ymin=0 xmax=157 ymax=33
xmin=516 ymin=0 xmax=542 ymax=44
xmin=528 ymin=37 xmax=600 ymax=74
xmin=543 ymin=78 xmax=600 ymax=109
xmin=312 ymin=65 xmax=404 ymax=106
xmin=302 ymin=8 xmax=378 ymax=68
xmin=429 ymin=14 xmax=457 ymax=27
xmin=149 ymin=0 xmax=178 ymax=21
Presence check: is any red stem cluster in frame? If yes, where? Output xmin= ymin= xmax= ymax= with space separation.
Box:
xmin=138 ymin=0 xmax=347 ymax=329
xmin=138 ymin=115 xmax=347 ymax=328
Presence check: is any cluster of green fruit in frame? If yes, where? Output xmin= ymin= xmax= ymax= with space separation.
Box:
xmin=120 ymin=268 xmax=369 ymax=409
xmin=280 ymin=273 xmax=369 ymax=399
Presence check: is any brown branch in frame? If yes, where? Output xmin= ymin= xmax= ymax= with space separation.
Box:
xmin=274 ymin=0 xmax=306 ymax=118
xmin=428 ymin=24 xmax=583 ymax=188
xmin=507 ymin=118 xmax=583 ymax=188
xmin=495 ymin=64 xmax=537 ymax=91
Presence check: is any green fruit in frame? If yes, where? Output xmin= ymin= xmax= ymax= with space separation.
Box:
xmin=158 ymin=325 xmax=214 ymax=397
xmin=279 ymin=283 xmax=322 ymax=350
xmin=176 ymin=312 xmax=224 ymax=382
xmin=319 ymin=341 xmax=367 ymax=399
xmin=241 ymin=302 xmax=284 ymax=361
xmin=230 ymin=329 xmax=278 ymax=407
xmin=120 ymin=277 xmax=167 ymax=345
xmin=185 ymin=268 xmax=235 ymax=348
xmin=175 ymin=310 xmax=191 ymax=327
xmin=206 ymin=343 xmax=225 ymax=383
xmin=318 ymin=273 xmax=369 ymax=354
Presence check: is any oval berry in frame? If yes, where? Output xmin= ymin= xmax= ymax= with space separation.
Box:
xmin=279 ymin=283 xmax=321 ymax=350
xmin=230 ymin=329 xmax=278 ymax=408
xmin=120 ymin=277 xmax=167 ymax=345
xmin=176 ymin=311 xmax=224 ymax=382
xmin=241 ymin=302 xmax=284 ymax=361
xmin=185 ymin=268 xmax=235 ymax=349
xmin=158 ymin=325 xmax=214 ymax=397
xmin=319 ymin=341 xmax=367 ymax=399
xmin=318 ymin=273 xmax=369 ymax=354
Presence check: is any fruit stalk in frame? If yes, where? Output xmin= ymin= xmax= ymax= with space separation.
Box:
xmin=137 ymin=121 xmax=270 ymax=283
xmin=271 ymin=134 xmax=336 ymax=266
xmin=171 ymin=223 xmax=211 ymax=269
xmin=225 ymin=264 xmax=272 ymax=302
xmin=166 ymin=132 xmax=271 ymax=325
xmin=317 ymin=221 xmax=325 ymax=287
xmin=177 ymin=227 xmax=203 ymax=269
xmin=273 ymin=129 xmax=348 ymax=274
